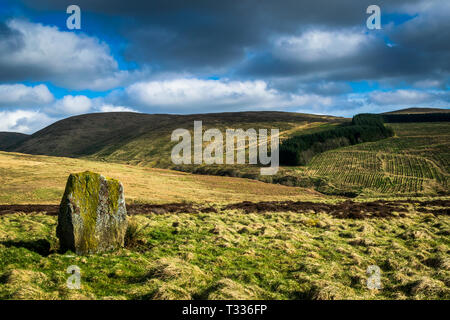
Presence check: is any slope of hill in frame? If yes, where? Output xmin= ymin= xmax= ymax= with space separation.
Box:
xmin=304 ymin=122 xmax=449 ymax=196
xmin=2 ymin=110 xmax=449 ymax=197
xmin=0 ymin=151 xmax=324 ymax=204
xmin=6 ymin=111 xmax=344 ymax=166
xmin=7 ymin=112 xmax=171 ymax=157
xmin=383 ymin=107 xmax=450 ymax=114
xmin=0 ymin=132 xmax=29 ymax=150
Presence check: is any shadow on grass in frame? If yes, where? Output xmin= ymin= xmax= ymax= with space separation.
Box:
xmin=0 ymin=239 xmax=53 ymax=256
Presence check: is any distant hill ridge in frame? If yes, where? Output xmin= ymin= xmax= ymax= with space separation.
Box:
xmin=0 ymin=132 xmax=29 ymax=150
xmin=0 ymin=111 xmax=343 ymax=166
xmin=1 ymin=108 xmax=448 ymax=163
xmin=383 ymin=107 xmax=450 ymax=114
xmin=0 ymin=109 xmax=447 ymax=197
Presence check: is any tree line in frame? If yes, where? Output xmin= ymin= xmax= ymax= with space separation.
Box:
xmin=280 ymin=114 xmax=394 ymax=166
xmin=382 ymin=113 xmax=450 ymax=123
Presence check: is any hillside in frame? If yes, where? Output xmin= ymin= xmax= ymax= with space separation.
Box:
xmin=2 ymin=110 xmax=449 ymax=197
xmin=0 ymin=151 xmax=323 ymax=204
xmin=178 ymin=118 xmax=449 ymax=197
xmin=7 ymin=112 xmax=172 ymax=157
xmin=383 ymin=107 xmax=450 ymax=114
xmin=0 ymin=132 xmax=29 ymax=150
xmin=5 ymin=111 xmax=344 ymax=166
xmin=304 ymin=122 xmax=449 ymax=196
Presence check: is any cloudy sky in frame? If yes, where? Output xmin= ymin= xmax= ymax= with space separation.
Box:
xmin=0 ymin=0 xmax=449 ymax=133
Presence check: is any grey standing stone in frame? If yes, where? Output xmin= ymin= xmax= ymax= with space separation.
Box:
xmin=57 ymin=171 xmax=128 ymax=255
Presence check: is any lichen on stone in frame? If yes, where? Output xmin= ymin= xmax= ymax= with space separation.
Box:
xmin=57 ymin=171 xmax=128 ymax=255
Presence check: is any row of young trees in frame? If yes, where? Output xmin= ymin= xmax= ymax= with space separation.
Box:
xmin=279 ymin=114 xmax=394 ymax=166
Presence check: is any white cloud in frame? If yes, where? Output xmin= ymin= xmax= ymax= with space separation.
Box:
xmin=274 ymin=29 xmax=368 ymax=62
xmin=125 ymin=78 xmax=276 ymax=111
xmin=369 ymin=90 xmax=434 ymax=105
xmin=98 ymin=104 xmax=137 ymax=113
xmin=0 ymin=109 xmax=54 ymax=133
xmin=0 ymin=19 xmax=130 ymax=90
xmin=0 ymin=98 xmax=136 ymax=133
xmin=2 ymin=85 xmax=447 ymax=134
xmin=120 ymin=78 xmax=334 ymax=113
xmin=321 ymin=89 xmax=450 ymax=117
xmin=49 ymin=95 xmax=93 ymax=115
xmin=0 ymin=84 xmax=54 ymax=108
xmin=412 ymin=79 xmax=444 ymax=89
xmin=290 ymin=88 xmax=449 ymax=118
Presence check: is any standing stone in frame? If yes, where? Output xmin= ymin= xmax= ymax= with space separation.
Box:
xmin=57 ymin=171 xmax=128 ymax=255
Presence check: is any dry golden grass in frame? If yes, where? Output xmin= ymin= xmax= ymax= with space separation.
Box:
xmin=0 ymin=151 xmax=324 ymax=204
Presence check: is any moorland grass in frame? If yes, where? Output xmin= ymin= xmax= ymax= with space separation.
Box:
xmin=0 ymin=206 xmax=448 ymax=300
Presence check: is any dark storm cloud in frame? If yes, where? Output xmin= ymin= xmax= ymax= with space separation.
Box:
xmin=239 ymin=35 xmax=438 ymax=82
xmin=20 ymin=0 xmax=425 ymax=72
xmin=0 ymin=19 xmax=139 ymax=90
xmin=0 ymin=21 xmax=24 ymax=52
xmin=4 ymin=0 xmax=448 ymax=98
xmin=389 ymin=3 xmax=450 ymax=79
xmin=1 ymin=0 xmax=448 ymax=134
xmin=238 ymin=2 xmax=450 ymax=90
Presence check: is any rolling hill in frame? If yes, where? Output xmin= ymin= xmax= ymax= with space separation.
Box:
xmin=383 ymin=107 xmax=450 ymax=114
xmin=0 ymin=132 xmax=28 ymax=150
xmin=0 ymin=110 xmax=448 ymax=197
xmin=305 ymin=122 xmax=449 ymax=196
xmin=0 ymin=111 xmax=344 ymax=166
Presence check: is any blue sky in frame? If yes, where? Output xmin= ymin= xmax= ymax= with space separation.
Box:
xmin=0 ymin=0 xmax=448 ymax=133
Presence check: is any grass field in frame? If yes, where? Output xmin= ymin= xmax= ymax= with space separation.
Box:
xmin=0 ymin=202 xmax=449 ymax=300
xmin=0 ymin=151 xmax=324 ymax=205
